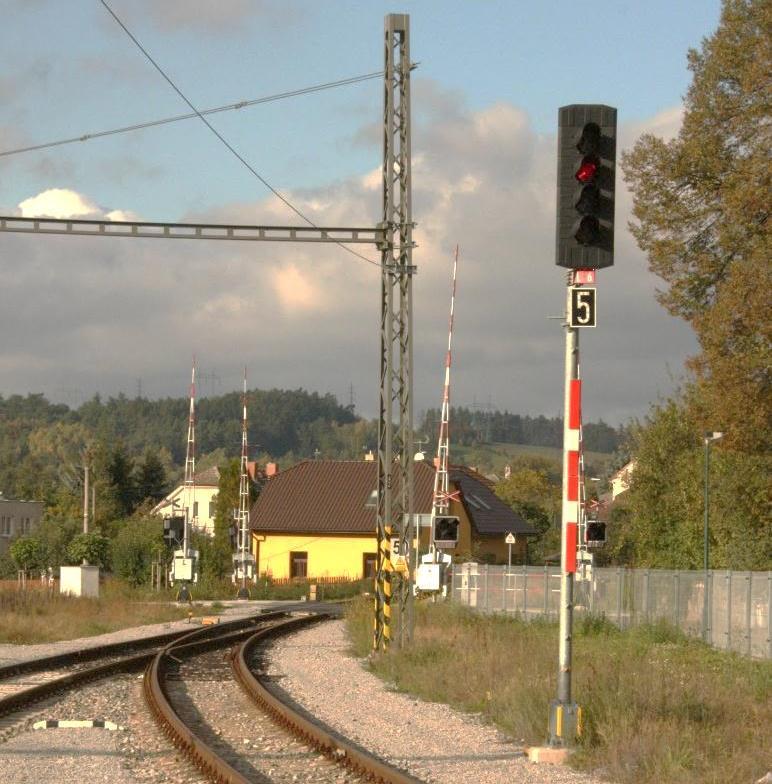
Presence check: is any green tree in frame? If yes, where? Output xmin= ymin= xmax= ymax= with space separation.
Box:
xmin=206 ymin=459 xmax=241 ymax=580
xmin=34 ymin=516 xmax=81 ymax=569
xmin=106 ymin=443 xmax=136 ymax=517
xmin=623 ymin=397 xmax=770 ymax=569
xmin=66 ymin=532 xmax=111 ymax=568
xmin=622 ymin=0 xmax=771 ymax=455
xmin=111 ymin=515 xmax=166 ymax=586
xmin=135 ymin=450 xmax=167 ymax=504
xmin=620 ymin=0 xmax=770 ymax=568
xmin=495 ymin=466 xmax=561 ymax=564
xmin=10 ymin=536 xmax=45 ymax=573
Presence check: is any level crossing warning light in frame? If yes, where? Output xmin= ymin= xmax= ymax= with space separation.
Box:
xmin=585 ymin=521 xmax=607 ymax=547
xmin=432 ymin=515 xmax=459 ymax=549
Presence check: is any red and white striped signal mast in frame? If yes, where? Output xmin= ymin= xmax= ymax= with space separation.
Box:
xmin=233 ymin=368 xmax=256 ymax=598
xmin=172 ymin=357 xmax=200 ymax=600
xmin=416 ymin=246 xmax=460 ymax=594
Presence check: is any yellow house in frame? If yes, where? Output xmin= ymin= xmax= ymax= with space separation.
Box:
xmin=249 ymin=459 xmax=534 ymax=580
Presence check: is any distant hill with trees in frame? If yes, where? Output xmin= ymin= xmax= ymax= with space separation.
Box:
xmin=419 ymin=407 xmax=623 ymax=454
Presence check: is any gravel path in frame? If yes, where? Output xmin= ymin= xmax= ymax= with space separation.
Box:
xmin=267 ymin=619 xmax=612 ymax=784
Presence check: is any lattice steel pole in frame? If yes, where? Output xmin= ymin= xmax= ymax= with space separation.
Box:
xmin=375 ymin=13 xmax=415 ymax=650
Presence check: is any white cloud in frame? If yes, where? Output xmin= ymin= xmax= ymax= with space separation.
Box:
xmin=18 ymin=188 xmax=101 ymax=219
xmin=272 ymin=264 xmax=322 ymax=314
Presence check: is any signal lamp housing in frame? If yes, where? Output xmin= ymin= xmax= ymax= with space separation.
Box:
xmin=556 ymin=105 xmax=617 ymax=269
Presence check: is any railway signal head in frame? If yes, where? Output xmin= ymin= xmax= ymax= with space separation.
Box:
xmin=556 ymin=105 xmax=617 ymax=269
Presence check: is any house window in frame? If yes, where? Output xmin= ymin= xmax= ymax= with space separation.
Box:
xmin=289 ymin=551 xmax=308 ymax=579
xmin=362 ymin=553 xmax=377 ymax=580
xmin=209 ymin=500 xmax=215 ymax=519
xmin=22 ymin=517 xmax=30 ymax=534
xmin=193 ymin=501 xmax=199 ymax=519
xmin=0 ymin=516 xmax=9 ymax=537
xmin=364 ymin=489 xmax=378 ymax=508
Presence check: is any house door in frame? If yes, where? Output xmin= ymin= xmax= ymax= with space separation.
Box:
xmin=362 ymin=553 xmax=377 ymax=580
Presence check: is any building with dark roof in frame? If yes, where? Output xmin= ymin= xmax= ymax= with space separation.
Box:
xmin=249 ymin=458 xmax=535 ymax=580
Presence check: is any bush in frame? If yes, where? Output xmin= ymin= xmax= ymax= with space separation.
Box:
xmin=10 ymin=536 xmax=45 ymax=572
xmin=111 ymin=516 xmax=166 ymax=586
xmin=66 ymin=532 xmax=111 ymax=568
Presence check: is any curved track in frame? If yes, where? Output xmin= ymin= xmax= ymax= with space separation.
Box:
xmin=0 ymin=609 xmax=287 ymax=720
xmin=232 ymin=622 xmax=423 ymax=784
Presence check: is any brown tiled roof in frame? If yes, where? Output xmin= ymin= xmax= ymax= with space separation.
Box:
xmin=250 ymin=460 xmax=435 ymax=534
xmin=450 ymin=466 xmax=536 ymax=536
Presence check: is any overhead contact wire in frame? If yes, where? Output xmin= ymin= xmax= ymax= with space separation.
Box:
xmin=0 ymin=72 xmax=383 ymax=158
xmin=99 ymin=0 xmax=380 ymax=268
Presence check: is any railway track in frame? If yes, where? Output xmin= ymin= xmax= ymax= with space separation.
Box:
xmin=0 ymin=608 xmax=288 ymax=721
xmin=0 ymin=604 xmax=421 ymax=783
xmin=143 ymin=611 xmax=421 ymax=784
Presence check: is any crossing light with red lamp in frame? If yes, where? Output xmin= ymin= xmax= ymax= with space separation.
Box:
xmin=556 ymin=105 xmax=617 ymax=269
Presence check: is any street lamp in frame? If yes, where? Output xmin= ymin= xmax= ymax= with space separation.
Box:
xmin=703 ymin=431 xmax=724 ymax=571
xmin=702 ymin=430 xmax=723 ymax=642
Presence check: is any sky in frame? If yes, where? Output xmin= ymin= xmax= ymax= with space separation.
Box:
xmin=0 ymin=0 xmax=722 ymax=428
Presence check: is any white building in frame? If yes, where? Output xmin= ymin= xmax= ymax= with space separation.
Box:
xmin=152 ymin=466 xmax=220 ymax=536
xmin=610 ymin=460 xmax=637 ymax=500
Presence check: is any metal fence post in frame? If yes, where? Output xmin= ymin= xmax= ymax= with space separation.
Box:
xmin=543 ymin=565 xmax=549 ymax=618
xmin=644 ymin=569 xmax=650 ymax=623
xmin=745 ymin=572 xmax=753 ymax=657
xmin=674 ymin=571 xmax=680 ymax=630
xmin=767 ymin=572 xmax=772 ymax=660
xmin=616 ymin=567 xmax=623 ymax=626
xmin=522 ymin=564 xmax=528 ymax=616
xmin=706 ymin=570 xmax=713 ymax=645
xmin=484 ymin=564 xmax=489 ymax=612
xmin=726 ymin=570 xmax=732 ymax=652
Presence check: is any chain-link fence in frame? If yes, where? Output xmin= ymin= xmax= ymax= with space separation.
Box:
xmin=449 ymin=563 xmax=771 ymax=659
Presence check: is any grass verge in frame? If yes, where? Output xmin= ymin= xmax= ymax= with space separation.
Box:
xmin=0 ymin=579 xmax=214 ymax=644
xmin=346 ymin=598 xmax=771 ymax=784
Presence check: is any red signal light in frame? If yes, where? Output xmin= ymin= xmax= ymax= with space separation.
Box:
xmin=575 ymin=156 xmax=598 ymax=183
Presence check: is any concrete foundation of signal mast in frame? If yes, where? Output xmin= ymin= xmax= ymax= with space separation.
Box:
xmin=526 ymin=746 xmax=572 ymax=764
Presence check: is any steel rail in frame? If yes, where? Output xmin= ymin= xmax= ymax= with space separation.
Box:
xmin=0 ymin=610 xmax=286 ymax=719
xmin=0 ymin=602 xmax=339 ymax=682
xmin=232 ymin=619 xmax=423 ymax=784
xmin=143 ymin=613 xmax=326 ymax=784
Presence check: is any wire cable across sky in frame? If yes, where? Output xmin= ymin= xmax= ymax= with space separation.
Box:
xmin=97 ymin=0 xmax=381 ymax=267
xmin=0 ymin=71 xmax=384 ymax=159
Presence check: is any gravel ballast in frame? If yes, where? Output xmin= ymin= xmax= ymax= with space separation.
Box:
xmin=0 ymin=606 xmax=613 ymax=782
xmin=267 ymin=618 xmax=612 ymax=784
